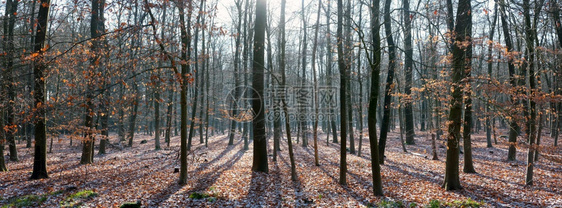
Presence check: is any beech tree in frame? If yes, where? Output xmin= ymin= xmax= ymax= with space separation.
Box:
xmin=368 ymin=0 xmax=384 ymax=196
xmin=30 ymin=0 xmax=51 ymax=180
xmin=443 ymin=0 xmax=471 ymax=191
xmin=337 ymin=0 xmax=348 ymax=186
xmin=252 ymin=0 xmax=268 ymax=173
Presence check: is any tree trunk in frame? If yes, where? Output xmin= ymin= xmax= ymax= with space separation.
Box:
xmin=345 ymin=0 xmax=354 ymax=155
xmin=524 ymin=0 xmax=543 ymax=186
xmin=499 ymin=0 xmax=520 ymax=161
xmin=229 ymin=0 xmax=244 ymax=146
xmin=367 ymin=0 xmax=384 ymax=195
xmin=30 ymin=0 xmax=51 ymax=180
xmin=535 ymin=111 xmax=543 ymax=162
xmin=403 ymin=0 xmax=415 ymax=145
xmin=98 ymin=0 xmax=109 ymax=155
xmin=337 ymin=0 xmax=348 ymax=186
xmin=178 ymin=0 xmax=193 ymax=185
xmin=312 ymin=0 xmax=322 ymax=166
xmin=154 ymin=3 xmax=167 ymax=151
xmin=81 ymin=0 xmax=103 ymax=165
xmin=252 ymin=0 xmax=268 ymax=173
xmin=3 ymin=0 xmax=20 ymax=162
xmin=485 ymin=4 xmax=498 ymax=148
xmin=443 ymin=0 xmax=471 ymax=191
xmin=1 ymin=108 xmax=8 ymax=171
xmin=324 ymin=0 xmax=338 ymax=144
xmin=379 ymin=0 xmax=396 ymax=164
xmin=279 ymin=0 xmax=297 ymax=180
xmin=187 ymin=0 xmax=205 ymax=152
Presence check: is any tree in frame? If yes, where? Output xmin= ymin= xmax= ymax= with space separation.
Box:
xmin=443 ymin=0 xmax=471 ymax=191
xmin=379 ymin=0 xmax=397 ymax=164
xmin=524 ymin=0 xmax=544 ymax=186
xmin=3 ymin=0 xmax=20 ymax=162
xmin=403 ymin=0 xmax=415 ymax=145
xmin=485 ymin=3 xmax=499 ymax=148
xmin=252 ymin=0 xmax=268 ymax=173
xmin=228 ymin=0 xmax=243 ymax=146
xmin=30 ymin=0 xmax=51 ymax=180
xmin=311 ymin=0 xmax=322 ymax=166
xmin=80 ymin=0 xmax=104 ymax=165
xmin=498 ymin=0 xmax=520 ymax=161
xmin=98 ymin=0 xmax=109 ymax=155
xmin=337 ymin=0 xmax=348 ymax=186
xmin=178 ymin=0 xmax=193 ymax=185
xmin=462 ymin=0 xmax=476 ymax=173
xmin=279 ymin=0 xmax=297 ymax=181
xmin=368 ymin=0 xmax=384 ymax=196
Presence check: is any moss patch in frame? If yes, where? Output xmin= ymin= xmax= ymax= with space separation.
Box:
xmin=61 ymin=190 xmax=98 ymax=208
xmin=1 ymin=194 xmax=47 ymax=208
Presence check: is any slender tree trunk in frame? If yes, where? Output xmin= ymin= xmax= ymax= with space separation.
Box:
xmin=279 ymin=0 xmax=297 ymax=180
xmin=178 ymin=0 xmax=193 ymax=185
xmin=551 ymin=0 xmax=562 ymax=147
xmin=165 ymin=79 xmax=174 ymax=147
xmin=81 ymin=0 xmax=103 ymax=165
xmin=98 ymin=0 xmax=109 ymax=155
xmin=128 ymin=78 xmax=139 ymax=147
xmin=0 ymin=108 xmax=8 ymax=171
xmin=323 ymin=0 xmax=338 ymax=144
xmin=524 ymin=0 xmax=543 ymax=186
xmin=499 ymin=0 xmax=520 ymax=161
xmin=485 ymin=4 xmax=498 ymax=148
xmin=30 ymin=0 xmax=51 ymax=180
xmin=312 ymin=0 xmax=322 ymax=166
xmin=337 ymin=0 xmax=348 ymax=186
xmin=3 ymin=0 xmax=19 ymax=162
xmin=462 ymin=40 xmax=476 ymax=173
xmin=367 ymin=0 xmax=383 ymax=195
xmin=379 ymin=0 xmax=396 ymax=164
xmin=535 ymin=110 xmax=543 ymax=161
xmin=187 ymin=0 xmax=206 ymax=151
xmin=154 ymin=3 xmax=168 ymax=151
xmin=357 ymin=2 xmax=364 ymax=158
xmin=403 ymin=0 xmax=415 ymax=145
xmin=229 ymin=0 xmax=244 ymax=146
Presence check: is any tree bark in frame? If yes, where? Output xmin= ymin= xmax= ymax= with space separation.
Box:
xmin=252 ymin=0 xmax=268 ymax=173
xmin=337 ymin=0 xmax=348 ymax=186
xmin=499 ymin=0 xmax=520 ymax=161
xmin=81 ymin=0 xmax=103 ymax=165
xmin=30 ymin=0 xmax=51 ymax=180
xmin=403 ymin=0 xmax=415 ymax=145
xmin=0 ymin=108 xmax=7 ymax=171
xmin=485 ymin=4 xmax=498 ymax=148
xmin=178 ymin=0 xmax=193 ymax=185
xmin=3 ymin=0 xmax=20 ymax=162
xmin=443 ymin=0 xmax=471 ymax=191
xmin=312 ymin=0 xmax=322 ymax=166
xmin=98 ymin=0 xmax=109 ymax=155
xmin=368 ymin=0 xmax=384 ymax=196
xmin=279 ymin=0 xmax=297 ymax=180
xmin=524 ymin=0 xmax=543 ymax=186
xmin=379 ymin=0 xmax=397 ymax=164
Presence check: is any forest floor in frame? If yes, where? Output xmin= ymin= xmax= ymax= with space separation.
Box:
xmin=1 ymin=129 xmax=561 ymax=207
